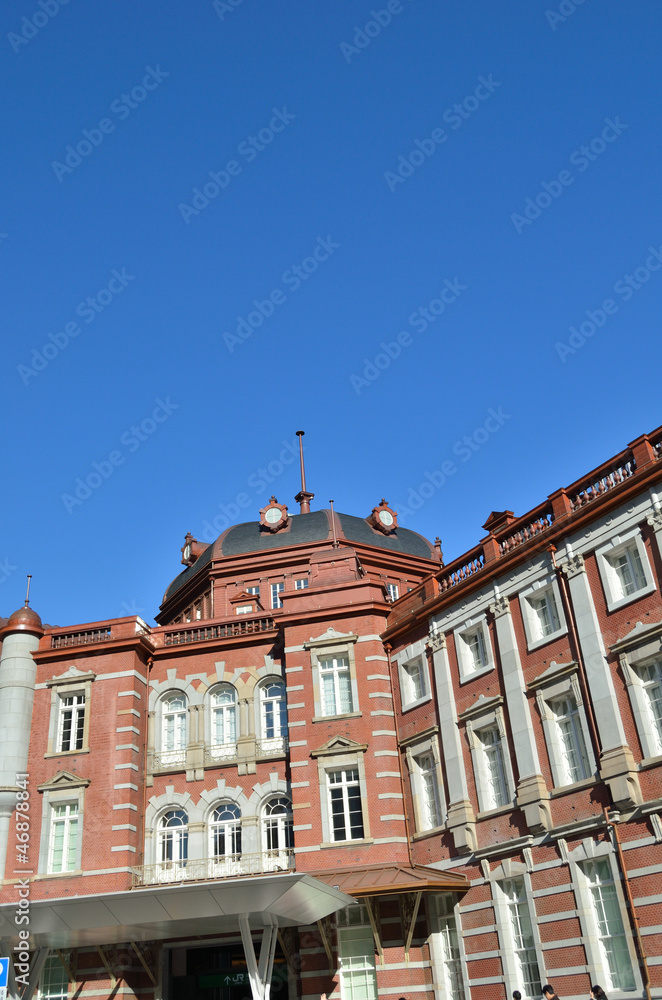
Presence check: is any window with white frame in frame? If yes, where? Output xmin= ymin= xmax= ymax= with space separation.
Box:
xmin=262 ymin=796 xmax=294 ymax=870
xmin=400 ymin=655 xmax=428 ymax=707
xmin=549 ymin=694 xmax=591 ymax=784
xmin=328 ymin=767 xmax=365 ymax=841
xmin=158 ymin=809 xmax=188 ymax=868
xmin=386 ymin=583 xmax=399 ymax=601
xmin=320 ymin=655 xmax=354 ymax=716
xmin=246 ymin=586 xmax=260 ymax=596
xmin=161 ymin=693 xmax=187 ymax=765
xmin=596 ymin=531 xmax=655 ymax=611
xmin=532 ymin=667 xmax=596 ymax=789
xmin=337 ymin=908 xmax=378 ymax=1000
xmin=464 ymin=706 xmax=514 ymax=813
xmin=48 ymin=802 xmax=79 ymax=873
xmin=436 ymin=895 xmax=464 ymax=1000
xmin=38 ymin=955 xmax=69 ymax=1000
xmin=477 ymin=727 xmax=509 ymax=808
xmin=519 ymin=578 xmax=566 ymax=649
xmin=271 ymin=582 xmax=284 ymax=609
xmin=236 ymin=604 xmax=253 ymax=615
xmin=57 ymin=692 xmax=85 ymax=753
xmin=294 ymin=577 xmax=309 ymax=590
xmin=580 ymin=859 xmax=635 ymax=991
xmin=639 ymin=659 xmax=662 ymax=753
xmin=412 ymin=751 xmax=443 ymax=830
xmin=210 ymin=803 xmax=241 ymax=859
xmin=454 ymin=618 xmax=494 ymax=680
xmin=210 ymin=686 xmax=237 ymax=759
xmin=499 ymin=878 xmax=542 ymax=998
xmin=259 ymin=680 xmax=287 ymax=753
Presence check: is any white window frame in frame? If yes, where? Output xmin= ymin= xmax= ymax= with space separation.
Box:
xmin=519 ymin=576 xmax=567 ymax=650
xmin=407 ymin=736 xmax=445 ymax=832
xmin=262 ymin=795 xmax=294 ymax=870
xmin=327 ymin=767 xmax=365 ymax=842
xmin=271 ymin=582 xmax=284 ymax=609
xmin=246 ymin=585 xmax=260 ymax=596
xmin=314 ymin=746 xmax=370 ymax=846
xmin=493 ymin=874 xmax=544 ymax=999
xmin=57 ymin=692 xmax=86 ymax=753
xmin=209 ymin=802 xmax=242 ymax=870
xmin=399 ymin=654 xmax=430 ymax=710
xmin=454 ymin=616 xmax=495 ymax=682
xmin=257 ymin=678 xmax=288 ymax=754
xmin=294 ymin=577 xmax=309 ymax=590
xmin=430 ymin=894 xmax=467 ymax=1000
xmin=38 ymin=954 xmax=69 ymax=1000
xmin=45 ymin=669 xmax=95 ymax=757
xmin=595 ymin=528 xmax=656 ymax=612
xmin=160 ymin=691 xmax=188 ymax=766
xmin=572 ymin=853 xmax=638 ymax=993
xmin=37 ymin=773 xmax=88 ymax=875
xmin=386 ymin=583 xmax=399 ymax=601
xmin=157 ymin=807 xmax=189 ymax=879
xmin=337 ymin=908 xmax=378 ymax=1000
xmin=48 ymin=801 xmax=80 ymax=874
xmin=209 ymin=684 xmax=237 ymax=760
xmin=531 ymin=666 xmax=596 ymax=790
xmin=464 ymin=701 xmax=515 ymax=813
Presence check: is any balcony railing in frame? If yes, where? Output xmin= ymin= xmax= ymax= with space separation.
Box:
xmin=152 ymin=749 xmax=186 ymax=770
xmin=256 ymin=737 xmax=288 ymax=757
xmin=131 ymin=850 xmax=295 ymax=888
xmin=51 ymin=627 xmax=112 ymax=648
xmin=163 ymin=616 xmax=276 ymax=646
xmin=203 ymin=743 xmax=238 ymax=763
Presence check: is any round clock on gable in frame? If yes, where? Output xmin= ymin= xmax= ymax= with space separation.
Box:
xmin=259 ymin=496 xmax=290 ymax=532
xmin=369 ymin=500 xmax=398 ymax=534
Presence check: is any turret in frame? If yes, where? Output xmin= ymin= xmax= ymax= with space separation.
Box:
xmin=0 ymin=602 xmax=44 ymax=881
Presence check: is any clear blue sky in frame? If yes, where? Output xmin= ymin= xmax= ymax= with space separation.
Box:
xmin=2 ymin=0 xmax=661 ymax=626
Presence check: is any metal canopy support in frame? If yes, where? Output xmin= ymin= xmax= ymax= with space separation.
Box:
xmin=131 ymin=941 xmax=157 ymax=986
xmin=403 ymin=891 xmax=423 ymax=963
xmin=96 ymin=945 xmax=117 ymax=986
xmin=21 ymin=947 xmax=49 ymax=1000
xmin=55 ymin=949 xmax=76 ymax=984
xmin=364 ymin=897 xmax=384 ymax=966
xmin=239 ymin=914 xmax=278 ymax=1000
xmin=316 ymin=918 xmax=334 ymax=972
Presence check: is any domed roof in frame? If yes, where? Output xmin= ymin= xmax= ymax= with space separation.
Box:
xmin=2 ymin=604 xmax=44 ymax=635
xmin=163 ymin=509 xmax=436 ymax=602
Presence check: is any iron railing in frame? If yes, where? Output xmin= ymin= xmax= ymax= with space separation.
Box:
xmin=131 ymin=850 xmax=295 ymax=887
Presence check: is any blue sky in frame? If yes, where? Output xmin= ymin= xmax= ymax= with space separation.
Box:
xmin=2 ymin=0 xmax=661 ymax=626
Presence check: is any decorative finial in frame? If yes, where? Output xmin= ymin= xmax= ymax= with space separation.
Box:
xmin=295 ymin=430 xmax=315 ymax=514
xmin=24 ymin=574 xmax=32 ymax=607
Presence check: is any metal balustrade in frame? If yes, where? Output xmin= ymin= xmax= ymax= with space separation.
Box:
xmin=255 ymin=737 xmax=288 ymax=757
xmin=131 ymin=850 xmax=295 ymax=887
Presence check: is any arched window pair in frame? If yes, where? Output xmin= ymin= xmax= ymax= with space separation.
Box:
xmin=156 ymin=797 xmax=293 ymax=880
xmin=160 ymin=681 xmax=288 ymax=765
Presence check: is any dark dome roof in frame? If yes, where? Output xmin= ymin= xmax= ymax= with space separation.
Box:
xmin=163 ymin=509 xmax=435 ymax=602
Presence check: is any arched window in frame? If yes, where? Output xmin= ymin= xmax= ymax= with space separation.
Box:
xmin=158 ymin=809 xmax=188 ymax=877
xmin=262 ymin=797 xmax=293 ymax=871
xmin=209 ymin=686 xmax=237 ymax=761
xmin=258 ymin=681 xmax=287 ymax=755
xmin=210 ymin=803 xmax=242 ymax=875
xmin=161 ymin=693 xmax=187 ymax=766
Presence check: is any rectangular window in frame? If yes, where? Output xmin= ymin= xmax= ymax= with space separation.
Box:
xmin=640 ymin=660 xmax=662 ymax=752
xmin=501 ymin=878 xmax=541 ymax=998
xmin=466 ymin=629 xmax=487 ymax=669
xmin=529 ymin=590 xmax=561 ymax=638
xmin=402 ymin=656 xmax=426 ymax=705
xmin=246 ymin=586 xmax=259 ymax=595
xmin=437 ymin=895 xmax=464 ymax=1000
xmin=58 ymin=693 xmax=85 ymax=752
xmin=271 ymin=582 xmax=284 ymax=609
xmin=582 ymin=859 xmax=635 ymax=991
xmin=608 ymin=545 xmax=647 ymax=598
xmin=549 ymin=694 xmax=590 ymax=784
xmin=320 ymin=656 xmax=353 ymax=716
xmin=414 ymin=752 xmax=442 ymax=829
xmin=49 ymin=802 xmax=79 ymax=873
xmin=477 ymin=726 xmax=508 ymax=809
xmin=235 ymin=604 xmax=252 ymax=615
xmin=338 ymin=923 xmax=377 ymax=1000
xmin=386 ymin=583 xmax=399 ymax=601
xmin=328 ymin=768 xmax=364 ymax=841
xmin=38 ymin=955 xmax=69 ymax=1000
xmin=294 ymin=578 xmax=309 ymax=590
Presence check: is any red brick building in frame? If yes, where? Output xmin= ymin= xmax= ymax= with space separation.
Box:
xmin=1 ymin=428 xmax=662 ymax=1000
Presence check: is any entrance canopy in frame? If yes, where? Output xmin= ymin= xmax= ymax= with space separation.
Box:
xmin=0 ymin=872 xmax=355 ymax=950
